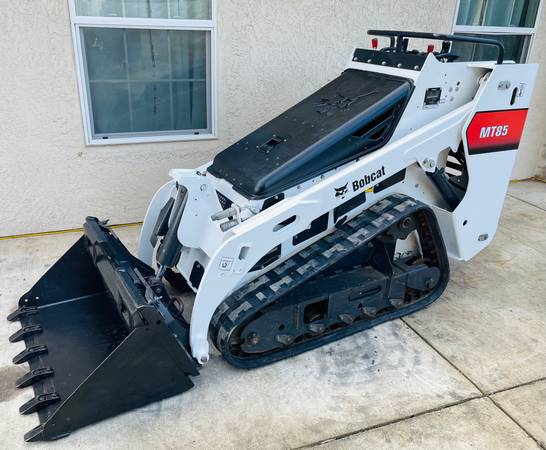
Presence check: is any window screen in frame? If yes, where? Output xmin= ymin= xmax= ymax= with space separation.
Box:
xmin=71 ymin=0 xmax=215 ymax=143
xmin=82 ymin=28 xmax=209 ymax=136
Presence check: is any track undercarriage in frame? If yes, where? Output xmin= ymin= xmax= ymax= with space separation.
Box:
xmin=211 ymin=194 xmax=449 ymax=368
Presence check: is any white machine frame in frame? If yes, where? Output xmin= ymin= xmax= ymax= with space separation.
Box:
xmin=138 ymin=52 xmax=538 ymax=364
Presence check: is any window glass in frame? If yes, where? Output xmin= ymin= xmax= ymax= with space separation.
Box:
xmin=82 ymin=27 xmax=209 ymax=137
xmin=456 ymin=0 xmax=540 ymax=27
xmin=75 ymin=0 xmax=212 ymax=20
xmin=90 ymin=82 xmax=131 ymax=134
xmin=456 ymin=0 xmax=486 ymax=26
xmin=452 ymin=33 xmax=527 ymax=62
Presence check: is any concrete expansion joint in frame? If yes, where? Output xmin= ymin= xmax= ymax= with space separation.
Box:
xmin=507 ymin=193 xmax=546 ymax=212
xmin=297 ymin=316 xmax=546 ymax=450
xmin=400 ymin=318 xmax=545 ymax=449
xmin=298 ymin=374 xmax=546 ymax=449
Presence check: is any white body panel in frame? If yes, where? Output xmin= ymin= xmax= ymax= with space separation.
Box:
xmin=138 ymin=53 xmax=538 ymax=363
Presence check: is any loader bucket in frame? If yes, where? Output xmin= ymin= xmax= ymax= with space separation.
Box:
xmin=7 ymin=217 xmax=198 ymax=442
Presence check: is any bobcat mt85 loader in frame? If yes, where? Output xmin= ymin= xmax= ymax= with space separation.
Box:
xmin=7 ymin=30 xmax=538 ymax=441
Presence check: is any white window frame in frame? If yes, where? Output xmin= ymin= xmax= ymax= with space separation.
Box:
xmin=452 ymin=0 xmax=543 ymax=63
xmin=68 ymin=0 xmax=218 ymax=146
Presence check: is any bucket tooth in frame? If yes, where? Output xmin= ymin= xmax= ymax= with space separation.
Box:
xmin=16 ymin=367 xmax=54 ymax=389
xmin=24 ymin=425 xmax=47 ymax=443
xmin=12 ymin=345 xmax=47 ymax=364
xmin=9 ymin=324 xmax=43 ymax=343
xmin=20 ymin=392 xmax=60 ymax=415
xmin=23 ymin=424 xmax=69 ymax=443
xmin=7 ymin=306 xmax=38 ymax=322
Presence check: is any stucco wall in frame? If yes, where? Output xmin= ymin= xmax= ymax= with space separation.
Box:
xmin=513 ymin=7 xmax=546 ymax=179
xmin=530 ymin=12 xmax=546 ymax=180
xmin=0 ymin=0 xmax=541 ymax=236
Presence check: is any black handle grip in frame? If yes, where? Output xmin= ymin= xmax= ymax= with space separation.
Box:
xmin=368 ymin=30 xmax=505 ymax=64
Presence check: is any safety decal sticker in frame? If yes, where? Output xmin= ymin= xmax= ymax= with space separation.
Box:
xmin=219 ymin=257 xmax=234 ymax=271
xmin=466 ymin=109 xmax=528 ymax=154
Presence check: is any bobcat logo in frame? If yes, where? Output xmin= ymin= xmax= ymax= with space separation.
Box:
xmin=334 ymin=183 xmax=348 ymax=198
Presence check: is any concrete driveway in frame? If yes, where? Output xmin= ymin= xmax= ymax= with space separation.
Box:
xmin=1 ymin=181 xmax=544 ymax=449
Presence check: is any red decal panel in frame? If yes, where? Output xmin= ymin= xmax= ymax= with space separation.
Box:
xmin=466 ymin=109 xmax=528 ymax=154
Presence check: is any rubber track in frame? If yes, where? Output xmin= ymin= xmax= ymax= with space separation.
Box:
xmin=210 ymin=193 xmax=449 ymax=368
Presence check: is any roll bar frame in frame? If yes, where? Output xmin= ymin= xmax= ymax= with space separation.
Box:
xmin=368 ymin=30 xmax=505 ymax=64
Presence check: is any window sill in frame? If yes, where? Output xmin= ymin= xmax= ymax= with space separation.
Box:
xmin=85 ymin=132 xmax=218 ymax=146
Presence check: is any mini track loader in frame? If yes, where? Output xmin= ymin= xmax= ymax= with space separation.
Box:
xmin=8 ymin=30 xmax=538 ymax=441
